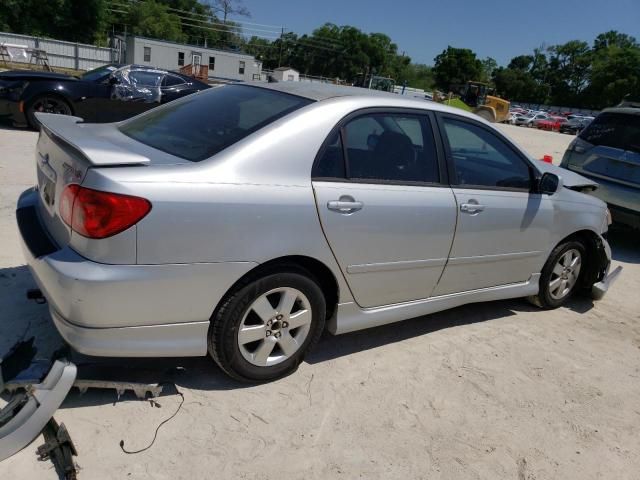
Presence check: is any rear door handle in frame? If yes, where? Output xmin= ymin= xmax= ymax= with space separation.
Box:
xmin=460 ymin=203 xmax=485 ymax=214
xmin=327 ymin=196 xmax=363 ymax=214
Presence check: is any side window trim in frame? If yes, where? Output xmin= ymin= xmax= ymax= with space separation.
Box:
xmin=312 ymin=107 xmax=446 ymax=186
xmin=434 ymin=112 xmax=539 ymax=192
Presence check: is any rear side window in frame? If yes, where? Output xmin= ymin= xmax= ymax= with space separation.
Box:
xmin=119 ymin=85 xmax=312 ymax=162
xmin=314 ymin=113 xmax=439 ymax=183
xmin=129 ymin=70 xmax=163 ymax=86
xmin=580 ymin=113 xmax=640 ymax=152
xmin=161 ymin=74 xmax=185 ymax=87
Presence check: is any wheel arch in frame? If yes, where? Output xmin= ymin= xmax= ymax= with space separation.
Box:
xmin=551 ymin=229 xmax=608 ymax=289
xmin=24 ymin=91 xmax=75 ymax=126
xmin=212 ymin=255 xmax=340 ymax=325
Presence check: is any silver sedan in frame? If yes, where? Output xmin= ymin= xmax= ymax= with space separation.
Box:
xmin=17 ymin=82 xmax=618 ymax=381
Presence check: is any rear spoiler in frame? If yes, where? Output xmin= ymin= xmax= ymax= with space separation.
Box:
xmin=35 ymin=113 xmax=150 ymax=166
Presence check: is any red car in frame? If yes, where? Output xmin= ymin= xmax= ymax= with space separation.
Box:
xmin=536 ymin=116 xmax=568 ymax=131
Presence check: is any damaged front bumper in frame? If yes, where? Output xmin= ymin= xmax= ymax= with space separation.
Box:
xmin=589 ymin=233 xmax=621 ymax=300
xmin=0 ymin=359 xmax=77 ymax=462
xmin=592 ymin=265 xmax=623 ymax=300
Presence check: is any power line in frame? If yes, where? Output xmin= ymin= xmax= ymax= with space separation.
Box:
xmin=109 ymin=0 xmax=284 ymax=32
xmin=106 ymin=2 xmax=344 ymax=53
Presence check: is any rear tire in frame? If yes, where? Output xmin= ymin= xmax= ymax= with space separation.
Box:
xmin=208 ymin=269 xmax=326 ymax=382
xmin=26 ymin=95 xmax=72 ymax=129
xmin=528 ymin=240 xmax=586 ymax=309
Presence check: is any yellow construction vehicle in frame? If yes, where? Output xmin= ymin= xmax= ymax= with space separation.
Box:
xmin=458 ymin=81 xmax=510 ymax=123
xmin=434 ymin=81 xmax=511 ymax=122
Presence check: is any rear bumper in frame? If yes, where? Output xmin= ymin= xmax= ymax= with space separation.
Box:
xmin=51 ymin=310 xmax=209 ymax=357
xmin=17 ymin=188 xmax=257 ymax=357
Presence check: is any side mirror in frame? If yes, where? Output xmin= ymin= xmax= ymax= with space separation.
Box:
xmin=538 ymin=172 xmax=563 ymax=195
xmin=108 ymin=76 xmax=119 ymax=85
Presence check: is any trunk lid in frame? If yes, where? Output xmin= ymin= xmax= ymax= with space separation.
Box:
xmin=34 ymin=113 xmax=150 ymax=248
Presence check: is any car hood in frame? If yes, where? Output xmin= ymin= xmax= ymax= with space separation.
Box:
xmin=536 ymin=161 xmax=598 ymax=190
xmin=0 ymin=70 xmax=77 ymax=81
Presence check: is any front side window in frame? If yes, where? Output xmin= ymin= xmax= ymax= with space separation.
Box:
xmin=120 ymin=85 xmax=313 ymax=162
xmin=442 ymin=117 xmax=532 ymax=190
xmin=178 ymin=52 xmax=185 ymax=66
xmin=143 ymin=46 xmax=151 ymax=62
xmin=332 ymin=113 xmax=439 ymax=183
xmin=239 ymin=61 xmax=245 ymax=74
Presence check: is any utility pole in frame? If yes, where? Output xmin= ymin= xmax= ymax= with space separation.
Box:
xmin=278 ymin=27 xmax=284 ymax=67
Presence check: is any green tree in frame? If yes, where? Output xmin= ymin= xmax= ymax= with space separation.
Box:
xmin=480 ymin=56 xmax=497 ymax=83
xmin=546 ymin=40 xmax=591 ymax=104
xmin=124 ymin=0 xmax=184 ymax=43
xmin=433 ymin=46 xmax=483 ymax=90
xmin=586 ymin=33 xmax=640 ymax=108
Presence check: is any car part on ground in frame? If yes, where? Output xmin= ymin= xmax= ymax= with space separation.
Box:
xmin=36 ymin=418 xmax=78 ymax=480
xmin=0 ymin=359 xmax=77 ymax=462
xmin=0 ymin=335 xmax=169 ymax=463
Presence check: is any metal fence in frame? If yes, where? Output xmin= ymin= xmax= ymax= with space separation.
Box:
xmin=0 ymin=31 xmax=117 ymax=71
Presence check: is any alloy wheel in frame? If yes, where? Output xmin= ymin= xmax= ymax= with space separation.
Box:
xmin=237 ymin=287 xmax=312 ymax=367
xmin=32 ymin=97 xmax=71 ymax=116
xmin=548 ymin=248 xmax=582 ymax=300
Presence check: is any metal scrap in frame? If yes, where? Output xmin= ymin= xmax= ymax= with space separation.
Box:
xmin=37 ymin=418 xmax=78 ymax=480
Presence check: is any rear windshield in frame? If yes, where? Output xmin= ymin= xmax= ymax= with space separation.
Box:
xmin=119 ymin=85 xmax=313 ymax=162
xmin=580 ymin=112 xmax=640 ymax=153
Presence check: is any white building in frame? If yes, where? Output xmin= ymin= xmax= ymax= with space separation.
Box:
xmin=125 ymin=36 xmax=262 ymax=82
xmin=272 ymin=67 xmax=299 ymax=82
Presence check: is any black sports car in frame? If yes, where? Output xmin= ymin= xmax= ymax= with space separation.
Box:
xmin=559 ymin=117 xmax=593 ymax=135
xmin=0 ymin=64 xmax=210 ymax=128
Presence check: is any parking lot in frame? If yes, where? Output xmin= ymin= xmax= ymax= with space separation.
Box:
xmin=1 ymin=123 xmax=639 ymax=479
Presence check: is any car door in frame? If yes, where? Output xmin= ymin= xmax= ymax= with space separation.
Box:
xmin=432 ymin=114 xmax=553 ymax=296
xmin=312 ymin=110 xmax=458 ymax=308
xmin=97 ymin=69 xmax=165 ymax=122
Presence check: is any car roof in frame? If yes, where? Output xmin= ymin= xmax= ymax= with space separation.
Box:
xmin=602 ymin=107 xmax=640 ymax=116
xmin=244 ymin=81 xmax=489 ymax=121
xmin=249 ymin=81 xmax=405 ymax=102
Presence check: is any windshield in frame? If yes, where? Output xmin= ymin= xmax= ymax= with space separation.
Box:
xmin=81 ymin=65 xmax=118 ymax=82
xmin=119 ymin=85 xmax=313 ymax=162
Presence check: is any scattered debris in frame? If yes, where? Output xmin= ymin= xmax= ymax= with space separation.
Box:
xmin=37 ymin=418 xmax=78 ymax=480
xmin=119 ymin=384 xmax=185 ymax=455
xmin=0 ymin=359 xmax=77 ymax=462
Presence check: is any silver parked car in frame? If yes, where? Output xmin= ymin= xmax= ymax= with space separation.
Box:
xmin=17 ymin=83 xmax=618 ymax=381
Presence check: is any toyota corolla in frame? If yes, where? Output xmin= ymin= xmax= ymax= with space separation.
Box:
xmin=17 ymin=83 xmax=619 ymax=381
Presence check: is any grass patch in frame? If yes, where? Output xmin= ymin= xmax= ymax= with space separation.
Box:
xmin=443 ymin=98 xmax=473 ymax=112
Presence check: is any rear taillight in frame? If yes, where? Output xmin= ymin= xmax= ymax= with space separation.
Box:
xmin=59 ymin=184 xmax=151 ymax=239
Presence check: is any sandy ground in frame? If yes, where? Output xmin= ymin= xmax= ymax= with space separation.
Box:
xmin=1 ymin=123 xmax=639 ymax=480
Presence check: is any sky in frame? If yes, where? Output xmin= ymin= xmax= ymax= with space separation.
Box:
xmin=237 ymin=0 xmax=640 ymax=66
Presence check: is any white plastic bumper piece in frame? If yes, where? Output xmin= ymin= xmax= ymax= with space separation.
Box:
xmin=0 ymin=360 xmax=77 ymax=462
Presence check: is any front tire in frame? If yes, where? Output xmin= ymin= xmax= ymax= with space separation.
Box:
xmin=208 ymin=270 xmax=326 ymax=382
xmin=529 ymin=240 xmax=586 ymax=308
xmin=26 ymin=95 xmax=72 ymax=129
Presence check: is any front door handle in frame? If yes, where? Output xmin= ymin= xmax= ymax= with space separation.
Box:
xmin=327 ymin=196 xmax=364 ymax=214
xmin=460 ymin=203 xmax=485 ymax=214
